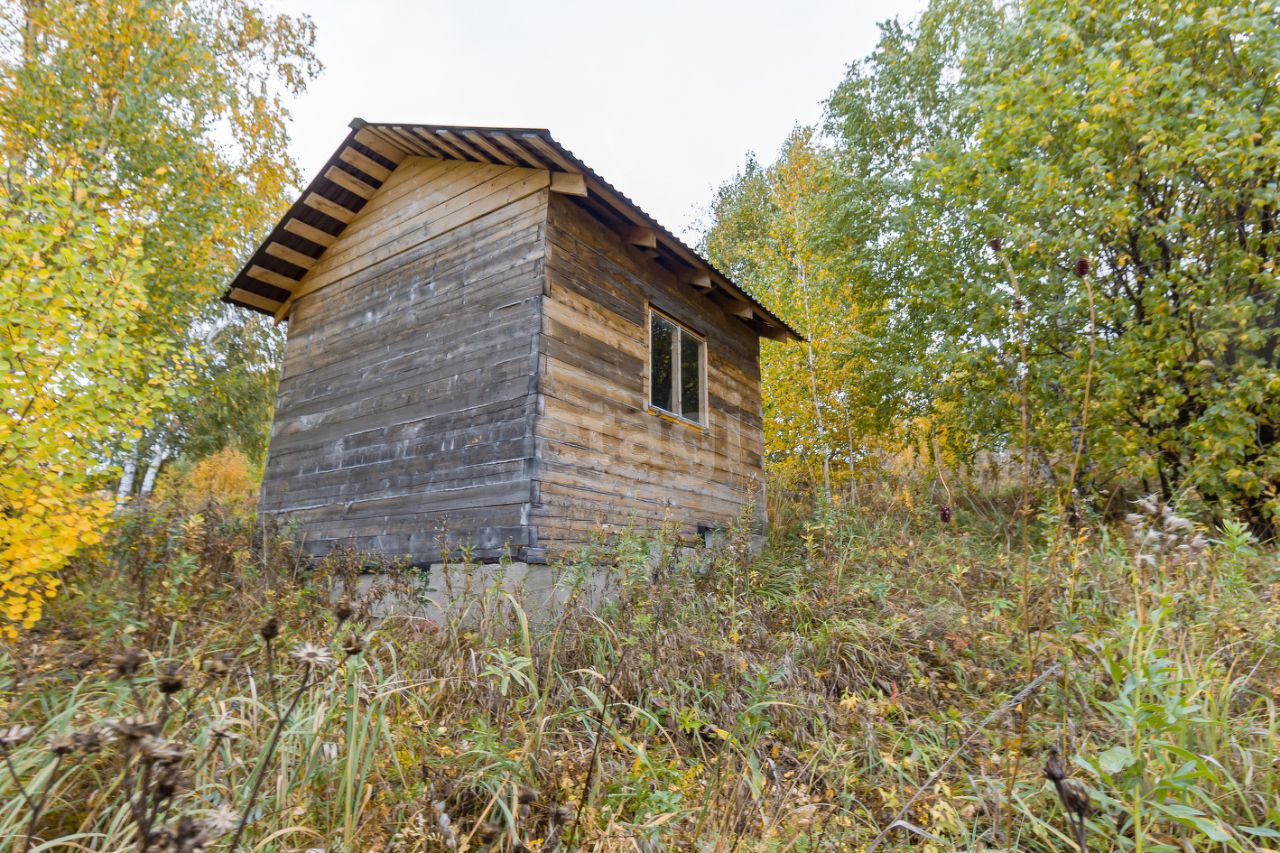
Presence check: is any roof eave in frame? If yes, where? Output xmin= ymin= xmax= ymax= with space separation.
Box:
xmin=222 ymin=121 xmax=803 ymax=343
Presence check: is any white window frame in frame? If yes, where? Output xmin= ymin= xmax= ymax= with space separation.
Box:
xmin=646 ymin=305 xmax=707 ymax=429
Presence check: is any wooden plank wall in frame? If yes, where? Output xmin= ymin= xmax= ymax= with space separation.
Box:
xmin=261 ymin=156 xmax=551 ymax=562
xmin=531 ymin=194 xmax=767 ymax=555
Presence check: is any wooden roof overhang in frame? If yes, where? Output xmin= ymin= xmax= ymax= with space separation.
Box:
xmin=223 ymin=120 xmax=802 ymax=342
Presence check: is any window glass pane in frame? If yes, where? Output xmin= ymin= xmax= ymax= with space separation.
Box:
xmin=680 ymin=332 xmax=702 ymax=422
xmin=650 ymin=313 xmax=673 ymax=412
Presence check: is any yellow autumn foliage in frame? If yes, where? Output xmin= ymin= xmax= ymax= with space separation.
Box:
xmin=182 ymin=447 xmax=259 ymax=514
xmin=0 ymin=483 xmax=111 ymax=637
xmin=0 ymin=164 xmax=177 ymax=639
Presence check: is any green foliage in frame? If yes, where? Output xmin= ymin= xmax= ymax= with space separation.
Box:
xmin=906 ymin=0 xmax=1280 ymax=531
xmin=703 ymin=132 xmax=895 ymax=499
xmin=709 ymin=0 xmax=1280 ymax=533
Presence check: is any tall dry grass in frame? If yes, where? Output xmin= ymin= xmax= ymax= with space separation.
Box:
xmin=0 ymin=488 xmax=1276 ymax=851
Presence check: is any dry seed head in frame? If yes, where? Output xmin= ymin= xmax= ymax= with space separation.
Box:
xmin=48 ymin=733 xmax=77 ymax=756
xmin=1136 ymin=494 xmax=1160 ymax=515
xmin=74 ymin=728 xmax=105 ymax=754
xmin=140 ymin=735 xmax=186 ymax=764
xmin=154 ymin=764 xmax=191 ymax=800
xmin=0 ymin=724 xmax=36 ymax=747
xmin=1074 ymin=257 xmax=1091 ymax=278
xmin=201 ymin=804 xmax=239 ymax=837
xmin=989 ymin=238 xmax=1003 ymax=251
xmin=1057 ymin=776 xmax=1092 ymax=817
xmin=259 ymin=616 xmax=281 ymax=641
xmin=202 ymin=653 xmax=231 ymax=677
xmin=112 ymin=715 xmax=160 ymax=742
xmin=341 ymin=633 xmax=366 ymax=657
xmin=157 ymin=666 xmax=185 ymax=695
xmin=290 ymin=642 xmax=334 ymax=668
xmin=113 ymin=648 xmax=144 ymax=679
xmin=334 ymin=597 xmax=354 ymax=624
xmin=1043 ymin=750 xmax=1066 ymax=783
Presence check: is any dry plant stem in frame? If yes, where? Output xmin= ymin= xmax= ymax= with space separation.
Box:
xmin=570 ymin=647 xmax=629 ymax=844
xmin=1052 ymin=273 xmax=1098 ymax=761
xmin=1072 ymin=808 xmax=1087 ymax=852
xmin=124 ymin=673 xmax=146 ymax=711
xmin=263 ymin=637 xmax=280 ymax=718
xmin=227 ymin=663 xmax=314 ymax=853
xmin=176 ymin=676 xmax=213 ymax=731
xmin=931 ymin=427 xmax=954 ymax=509
xmin=0 ymin=747 xmax=37 ymax=813
xmin=136 ymin=757 xmax=155 ymax=849
xmin=20 ymin=753 xmax=63 ymax=853
xmin=121 ymin=750 xmax=148 ymax=851
xmin=864 ymin=663 xmax=1062 ymax=853
xmin=997 ymin=250 xmax=1035 ymax=840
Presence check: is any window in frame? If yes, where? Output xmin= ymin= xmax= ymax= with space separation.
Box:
xmin=648 ymin=308 xmax=705 ymax=425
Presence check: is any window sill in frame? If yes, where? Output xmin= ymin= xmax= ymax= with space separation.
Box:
xmin=647 ymin=406 xmax=706 ymax=433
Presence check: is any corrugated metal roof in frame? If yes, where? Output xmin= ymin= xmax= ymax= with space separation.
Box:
xmin=222 ymin=119 xmax=801 ymax=342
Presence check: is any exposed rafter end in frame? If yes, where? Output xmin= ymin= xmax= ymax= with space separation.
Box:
xmin=228 ymin=287 xmax=281 ymax=314
xmin=680 ymin=269 xmax=713 ymax=290
xmin=353 ymin=128 xmax=406 ymax=165
xmin=549 ymin=171 xmax=588 ymax=197
xmin=755 ymin=321 xmax=789 ymax=342
xmin=246 ymin=264 xmax=299 ymax=291
xmin=711 ymin=289 xmax=754 ymax=320
xmin=625 ymin=225 xmax=657 ymax=249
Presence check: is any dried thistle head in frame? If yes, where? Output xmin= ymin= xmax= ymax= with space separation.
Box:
xmin=341 ymin=633 xmax=366 ymax=657
xmin=111 ymin=715 xmax=160 ymax=742
xmin=1045 ymin=749 xmax=1092 ymax=818
xmin=1057 ymin=776 xmax=1092 ymax=817
xmin=113 ymin=648 xmax=144 ymax=679
xmin=154 ymin=764 xmax=191 ymax=800
xmin=1074 ymin=257 xmax=1091 ymax=278
xmin=74 ymin=728 xmax=106 ymax=754
xmin=259 ymin=616 xmax=281 ymax=642
xmin=474 ymin=821 xmax=502 ymax=843
xmin=0 ymin=724 xmax=36 ymax=748
xmin=1043 ymin=749 xmax=1066 ymax=783
xmin=201 ymin=804 xmax=239 ymax=838
xmin=290 ymin=642 xmax=334 ymax=668
xmin=334 ymin=597 xmax=354 ymax=624
xmin=990 ymin=238 xmax=1003 ymax=251
xmin=139 ymin=735 xmax=186 ymax=765
xmin=201 ymin=653 xmax=232 ymax=678
xmin=157 ymin=665 xmax=185 ymax=695
xmin=48 ymin=733 xmax=77 ymax=756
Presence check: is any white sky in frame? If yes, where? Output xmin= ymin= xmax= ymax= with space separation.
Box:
xmin=267 ymin=0 xmax=925 ymax=241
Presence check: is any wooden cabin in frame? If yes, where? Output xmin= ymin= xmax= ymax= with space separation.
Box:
xmin=224 ymin=121 xmax=800 ymax=563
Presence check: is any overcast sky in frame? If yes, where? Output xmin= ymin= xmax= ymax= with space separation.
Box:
xmin=267 ymin=0 xmax=925 ymax=241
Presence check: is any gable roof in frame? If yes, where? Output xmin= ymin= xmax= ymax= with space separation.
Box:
xmin=222 ymin=120 xmax=801 ymax=342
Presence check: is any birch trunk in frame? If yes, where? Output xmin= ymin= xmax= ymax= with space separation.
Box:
xmin=139 ymin=445 xmax=167 ymax=499
xmin=115 ymin=449 xmax=138 ymax=509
